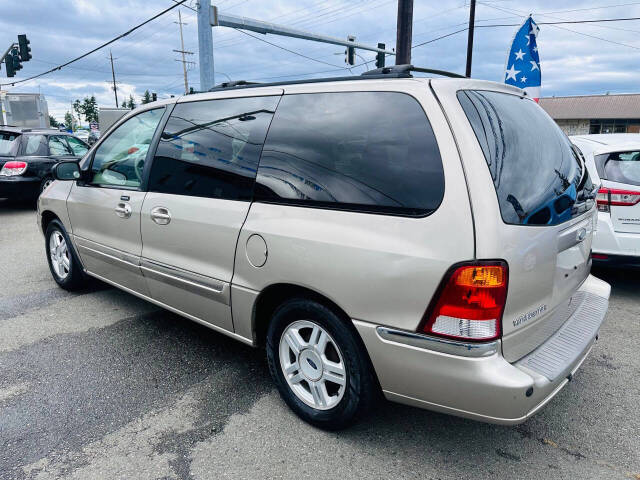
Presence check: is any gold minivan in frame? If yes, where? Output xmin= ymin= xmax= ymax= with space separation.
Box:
xmin=38 ymin=68 xmax=610 ymax=429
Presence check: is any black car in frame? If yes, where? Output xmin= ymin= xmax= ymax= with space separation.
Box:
xmin=0 ymin=127 xmax=89 ymax=201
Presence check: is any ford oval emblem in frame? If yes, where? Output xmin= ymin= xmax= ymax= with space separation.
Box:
xmin=576 ymin=228 xmax=587 ymax=242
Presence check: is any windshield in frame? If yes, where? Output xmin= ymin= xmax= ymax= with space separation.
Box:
xmin=0 ymin=131 xmax=21 ymax=156
xmin=595 ymin=150 xmax=640 ymax=187
xmin=458 ymin=90 xmax=596 ymax=225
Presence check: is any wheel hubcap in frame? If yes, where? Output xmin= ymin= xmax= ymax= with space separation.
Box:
xmin=279 ymin=320 xmax=346 ymax=410
xmin=49 ymin=231 xmax=70 ymax=280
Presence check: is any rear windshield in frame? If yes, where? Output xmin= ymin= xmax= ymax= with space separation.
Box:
xmin=0 ymin=131 xmax=21 ymax=156
xmin=458 ymin=90 xmax=595 ymax=225
xmin=594 ymin=151 xmax=640 ymax=187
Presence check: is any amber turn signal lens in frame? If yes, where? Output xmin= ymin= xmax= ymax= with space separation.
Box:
xmin=454 ymin=266 xmax=505 ymax=287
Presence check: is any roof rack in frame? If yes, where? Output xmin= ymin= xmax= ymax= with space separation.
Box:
xmin=206 ymin=64 xmax=465 ymax=93
xmin=362 ymin=64 xmax=465 ymax=78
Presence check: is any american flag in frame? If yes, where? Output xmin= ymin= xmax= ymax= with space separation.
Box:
xmin=504 ymin=17 xmax=541 ymax=102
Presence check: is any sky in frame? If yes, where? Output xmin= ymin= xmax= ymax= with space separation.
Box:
xmin=1 ymin=0 xmax=640 ymax=123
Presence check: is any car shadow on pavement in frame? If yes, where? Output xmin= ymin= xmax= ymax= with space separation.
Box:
xmin=592 ymin=266 xmax=640 ymax=297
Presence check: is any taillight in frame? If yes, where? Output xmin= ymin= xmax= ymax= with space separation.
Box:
xmin=0 ymin=161 xmax=28 ymax=176
xmin=420 ymin=261 xmax=508 ymax=342
xmin=597 ymin=187 xmax=640 ymax=212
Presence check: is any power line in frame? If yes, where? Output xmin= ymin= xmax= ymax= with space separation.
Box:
xmin=476 ymin=16 xmax=640 ymax=27
xmin=0 ymin=0 xmax=188 ymax=88
xmin=231 ymin=28 xmax=350 ymax=69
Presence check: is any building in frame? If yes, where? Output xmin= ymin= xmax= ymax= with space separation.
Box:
xmin=539 ymin=93 xmax=640 ymax=136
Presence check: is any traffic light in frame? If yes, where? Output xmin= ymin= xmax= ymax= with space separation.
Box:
xmin=11 ymin=48 xmax=22 ymax=72
xmin=151 ymin=92 xmax=157 ymax=102
xmin=375 ymin=43 xmax=386 ymax=69
xmin=345 ymin=35 xmax=355 ymax=66
xmin=18 ymin=34 xmax=31 ymax=62
xmin=5 ymin=54 xmax=16 ymax=77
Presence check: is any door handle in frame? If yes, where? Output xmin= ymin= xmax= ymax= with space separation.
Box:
xmin=150 ymin=206 xmax=171 ymax=225
xmin=115 ymin=202 xmax=132 ymax=218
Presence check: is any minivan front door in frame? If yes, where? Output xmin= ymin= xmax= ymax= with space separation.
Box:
xmin=67 ymin=108 xmax=165 ymax=294
xmin=139 ymin=93 xmax=281 ymax=332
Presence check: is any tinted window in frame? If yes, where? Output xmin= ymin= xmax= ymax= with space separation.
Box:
xmin=0 ymin=131 xmax=21 ymax=156
xmin=149 ymin=96 xmax=279 ymax=200
xmin=48 ymin=136 xmax=73 ymax=156
xmin=91 ymin=108 xmax=164 ymax=188
xmin=23 ymin=134 xmax=47 ymax=156
xmin=253 ymin=92 xmax=444 ymax=216
xmin=458 ymin=90 xmax=595 ymax=225
xmin=67 ymin=136 xmax=89 ymax=156
xmin=595 ymin=151 xmax=640 ymax=187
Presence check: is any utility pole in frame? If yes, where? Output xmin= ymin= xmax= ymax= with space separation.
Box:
xmin=108 ymin=50 xmax=118 ymax=107
xmin=197 ymin=0 xmax=215 ymax=91
xmin=395 ymin=0 xmax=414 ymax=65
xmin=465 ymin=0 xmax=476 ymax=77
xmin=174 ymin=10 xmax=194 ymax=94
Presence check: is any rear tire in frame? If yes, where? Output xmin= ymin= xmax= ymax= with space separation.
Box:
xmin=266 ymin=298 xmax=376 ymax=430
xmin=39 ymin=176 xmax=54 ymax=195
xmin=45 ymin=220 xmax=86 ymax=291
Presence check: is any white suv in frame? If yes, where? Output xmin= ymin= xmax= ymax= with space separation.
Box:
xmin=571 ymin=134 xmax=640 ymax=268
xmin=38 ymin=68 xmax=610 ymax=429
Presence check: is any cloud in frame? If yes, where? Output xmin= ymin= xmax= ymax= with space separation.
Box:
xmin=2 ymin=0 xmax=640 ymax=122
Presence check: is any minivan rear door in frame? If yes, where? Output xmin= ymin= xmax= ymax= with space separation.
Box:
xmin=431 ymin=79 xmax=598 ymax=362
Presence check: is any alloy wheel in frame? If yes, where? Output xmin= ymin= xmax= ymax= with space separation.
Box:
xmin=279 ymin=320 xmax=347 ymax=410
xmin=49 ymin=230 xmax=70 ymax=279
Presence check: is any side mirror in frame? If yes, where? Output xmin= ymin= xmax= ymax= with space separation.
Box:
xmin=52 ymin=161 xmax=81 ymax=181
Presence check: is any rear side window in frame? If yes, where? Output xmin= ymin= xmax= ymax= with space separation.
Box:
xmin=23 ymin=134 xmax=47 ymax=156
xmin=458 ymin=90 xmax=593 ymax=226
xmin=253 ymin=92 xmax=444 ymax=216
xmin=595 ymin=151 xmax=640 ymax=187
xmin=149 ymin=96 xmax=279 ymax=201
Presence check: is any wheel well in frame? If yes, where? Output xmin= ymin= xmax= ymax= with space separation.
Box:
xmin=41 ymin=210 xmax=60 ymax=233
xmin=253 ymin=284 xmax=350 ymax=347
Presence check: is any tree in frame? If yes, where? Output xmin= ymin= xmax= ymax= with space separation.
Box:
xmin=141 ymin=89 xmax=152 ymax=105
xmin=72 ymin=95 xmax=98 ymax=123
xmin=126 ymin=94 xmax=136 ymax=110
xmin=121 ymin=100 xmax=127 ymax=108
xmin=49 ymin=115 xmax=59 ymax=128
xmin=64 ymin=112 xmax=74 ymax=130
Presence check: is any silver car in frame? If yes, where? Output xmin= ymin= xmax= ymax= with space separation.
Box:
xmin=38 ymin=72 xmax=610 ymax=429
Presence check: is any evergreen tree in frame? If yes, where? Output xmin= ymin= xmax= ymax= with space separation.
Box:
xmin=141 ymin=90 xmax=152 ymax=105
xmin=126 ymin=94 xmax=136 ymax=110
xmin=49 ymin=115 xmax=59 ymax=128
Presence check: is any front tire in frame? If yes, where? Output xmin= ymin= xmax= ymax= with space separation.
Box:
xmin=266 ymin=298 xmax=376 ymax=430
xmin=45 ymin=220 xmax=86 ymax=291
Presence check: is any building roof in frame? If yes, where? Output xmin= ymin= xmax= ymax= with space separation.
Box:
xmin=539 ymin=93 xmax=640 ymax=120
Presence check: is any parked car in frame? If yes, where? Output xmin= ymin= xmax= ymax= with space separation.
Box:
xmin=38 ymin=69 xmax=610 ymax=429
xmin=571 ymin=133 xmax=640 ymax=268
xmin=0 ymin=127 xmax=89 ymax=201
xmin=74 ymin=130 xmax=90 ymax=142
xmin=87 ymin=130 xmax=100 ymax=146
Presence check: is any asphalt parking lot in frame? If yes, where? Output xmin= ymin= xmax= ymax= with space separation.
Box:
xmin=0 ymin=199 xmax=639 ymax=480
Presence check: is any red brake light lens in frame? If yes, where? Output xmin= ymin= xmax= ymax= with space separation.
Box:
xmin=0 ymin=161 xmax=28 ymax=176
xmin=597 ymin=187 xmax=640 ymax=211
xmin=420 ymin=262 xmax=508 ymax=342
